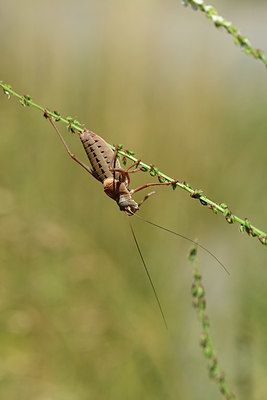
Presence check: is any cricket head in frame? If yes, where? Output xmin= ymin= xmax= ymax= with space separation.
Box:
xmin=118 ymin=196 xmax=139 ymax=215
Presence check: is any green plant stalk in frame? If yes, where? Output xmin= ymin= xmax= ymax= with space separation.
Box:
xmin=1 ymin=81 xmax=266 ymax=246
xmin=182 ymin=0 xmax=267 ymax=68
xmin=189 ymin=246 xmax=236 ymax=399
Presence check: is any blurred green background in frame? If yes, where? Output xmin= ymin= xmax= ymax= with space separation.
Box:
xmin=0 ymin=1 xmax=267 ymax=399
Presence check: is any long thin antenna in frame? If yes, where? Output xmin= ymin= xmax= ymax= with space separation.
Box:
xmin=133 ymin=214 xmax=229 ymax=275
xmin=126 ymin=214 xmax=168 ymax=330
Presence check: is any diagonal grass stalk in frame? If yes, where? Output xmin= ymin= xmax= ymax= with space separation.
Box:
xmin=0 ymin=81 xmax=266 ymax=246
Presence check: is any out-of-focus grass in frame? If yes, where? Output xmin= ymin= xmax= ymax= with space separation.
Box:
xmin=0 ymin=1 xmax=267 ymax=399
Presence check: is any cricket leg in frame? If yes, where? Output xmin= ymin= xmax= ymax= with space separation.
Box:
xmin=138 ymin=191 xmax=156 ymax=208
xmin=44 ymin=111 xmax=95 ymax=177
xmin=131 ymin=180 xmax=178 ymax=195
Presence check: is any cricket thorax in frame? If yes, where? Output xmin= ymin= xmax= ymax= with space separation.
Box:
xmin=103 ymin=178 xmax=139 ymax=214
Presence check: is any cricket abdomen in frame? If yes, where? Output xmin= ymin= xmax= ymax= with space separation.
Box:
xmin=80 ymin=130 xmax=121 ymax=183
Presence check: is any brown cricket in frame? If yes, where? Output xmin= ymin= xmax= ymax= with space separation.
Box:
xmin=45 ymin=113 xmax=177 ymax=215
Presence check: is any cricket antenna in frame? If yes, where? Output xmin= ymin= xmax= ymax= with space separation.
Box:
xmin=133 ymin=214 xmax=229 ymax=275
xmin=126 ymin=213 xmax=168 ymax=330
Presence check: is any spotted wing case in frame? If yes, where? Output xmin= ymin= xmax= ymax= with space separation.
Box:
xmin=80 ymin=130 xmax=121 ymax=183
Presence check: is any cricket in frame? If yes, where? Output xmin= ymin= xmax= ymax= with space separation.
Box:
xmin=44 ymin=111 xmax=228 ymax=329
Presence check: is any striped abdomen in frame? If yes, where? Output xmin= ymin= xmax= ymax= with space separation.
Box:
xmin=79 ymin=130 xmax=121 ymax=183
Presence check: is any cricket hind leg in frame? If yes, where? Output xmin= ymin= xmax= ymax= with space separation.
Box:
xmin=44 ymin=111 xmax=95 ymax=177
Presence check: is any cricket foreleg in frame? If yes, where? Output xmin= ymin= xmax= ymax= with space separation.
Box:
xmin=138 ymin=191 xmax=156 ymax=208
xmin=130 ymin=180 xmax=178 ymax=195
